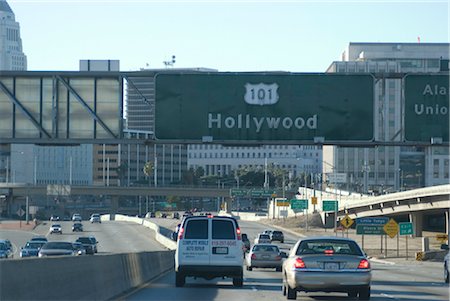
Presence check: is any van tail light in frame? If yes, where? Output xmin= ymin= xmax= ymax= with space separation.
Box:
xmin=236 ymin=227 xmax=242 ymax=240
xmin=177 ymin=227 xmax=184 ymax=240
xmin=251 ymin=253 xmax=257 ymax=260
xmin=293 ymin=258 xmax=306 ymax=269
xmin=357 ymin=259 xmax=370 ymax=269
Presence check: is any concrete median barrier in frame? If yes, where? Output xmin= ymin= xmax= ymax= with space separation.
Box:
xmin=0 ymin=251 xmax=174 ymax=301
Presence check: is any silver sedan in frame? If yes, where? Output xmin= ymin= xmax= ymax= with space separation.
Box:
xmin=245 ymin=243 xmax=285 ymax=272
xmin=282 ymin=236 xmax=371 ymax=300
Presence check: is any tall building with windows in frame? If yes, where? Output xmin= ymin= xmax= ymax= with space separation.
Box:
xmin=0 ymin=0 xmax=26 ymax=184
xmin=324 ymin=42 xmax=449 ymax=193
xmin=0 ymin=0 xmax=26 ymax=70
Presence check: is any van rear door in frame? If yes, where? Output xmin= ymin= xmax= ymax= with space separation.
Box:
xmin=178 ymin=218 xmax=209 ymax=265
xmin=210 ymin=218 xmax=243 ymax=265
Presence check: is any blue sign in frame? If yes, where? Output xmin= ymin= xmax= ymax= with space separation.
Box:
xmin=356 ymin=217 xmax=389 ymax=225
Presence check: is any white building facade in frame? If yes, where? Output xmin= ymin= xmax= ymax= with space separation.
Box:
xmin=324 ymin=42 xmax=449 ymax=193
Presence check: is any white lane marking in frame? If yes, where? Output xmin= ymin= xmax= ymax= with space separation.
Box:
xmin=380 ymin=293 xmax=397 ymax=299
xmin=251 ymin=286 xmax=258 ymax=292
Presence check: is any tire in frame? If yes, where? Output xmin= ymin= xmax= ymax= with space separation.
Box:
xmin=282 ymin=283 xmax=287 ymax=296
xmin=175 ymin=271 xmax=185 ymax=287
xmin=233 ymin=276 xmax=243 ymax=287
xmin=358 ymin=286 xmax=370 ymax=300
xmin=281 ymin=240 xmax=284 ymax=243
xmin=276 ymin=267 xmax=282 ymax=272
xmin=348 ymin=291 xmax=358 ymax=298
xmin=247 ymin=266 xmax=253 ymax=271
xmin=445 ymin=267 xmax=449 ymax=284
xmin=286 ymin=284 xmax=297 ymax=300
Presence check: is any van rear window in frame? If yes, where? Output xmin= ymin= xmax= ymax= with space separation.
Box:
xmin=184 ymin=220 xmax=208 ymax=239
xmin=212 ymin=220 xmax=235 ymax=239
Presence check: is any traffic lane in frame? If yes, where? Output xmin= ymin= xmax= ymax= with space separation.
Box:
xmin=122 ymin=266 xmax=284 ymax=301
xmin=5 ymin=220 xmax=165 ymax=257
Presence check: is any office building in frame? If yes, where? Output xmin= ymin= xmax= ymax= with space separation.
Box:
xmin=324 ymin=42 xmax=450 ymax=193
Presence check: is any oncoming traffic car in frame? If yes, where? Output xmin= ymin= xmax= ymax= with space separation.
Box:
xmin=175 ymin=215 xmax=244 ymax=287
xmin=282 ymin=236 xmax=371 ymax=300
xmin=49 ymin=224 xmax=62 ymax=234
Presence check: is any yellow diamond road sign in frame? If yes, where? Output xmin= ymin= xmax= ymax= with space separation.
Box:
xmin=340 ymin=214 xmax=354 ymax=229
xmin=383 ymin=218 xmax=399 ymax=238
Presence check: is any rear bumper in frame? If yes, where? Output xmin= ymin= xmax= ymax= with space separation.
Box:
xmin=250 ymin=259 xmax=282 ymax=268
xmin=177 ymin=265 xmax=243 ymax=278
xmin=289 ymin=270 xmax=371 ymax=292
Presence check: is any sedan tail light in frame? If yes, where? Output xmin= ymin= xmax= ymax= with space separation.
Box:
xmin=251 ymin=253 xmax=257 ymax=260
xmin=293 ymin=257 xmax=306 ymax=269
xmin=357 ymin=259 xmax=370 ymax=269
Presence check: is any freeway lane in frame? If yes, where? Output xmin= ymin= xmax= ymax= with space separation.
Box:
xmin=0 ymin=219 xmax=166 ymax=257
xmin=122 ymin=219 xmax=449 ymax=301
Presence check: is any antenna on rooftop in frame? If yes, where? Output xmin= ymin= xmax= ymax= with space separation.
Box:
xmin=163 ymin=55 xmax=176 ymax=68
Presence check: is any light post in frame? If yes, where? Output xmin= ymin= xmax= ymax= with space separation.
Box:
xmin=362 ymin=161 xmax=370 ymax=194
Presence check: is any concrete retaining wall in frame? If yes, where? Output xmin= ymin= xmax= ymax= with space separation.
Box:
xmin=0 ymin=250 xmax=174 ymax=301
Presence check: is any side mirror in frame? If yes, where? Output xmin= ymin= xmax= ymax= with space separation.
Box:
xmin=441 ymin=244 xmax=449 ymax=250
xmin=280 ymin=251 xmax=288 ymax=258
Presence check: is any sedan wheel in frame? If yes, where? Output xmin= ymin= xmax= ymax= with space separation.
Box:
xmin=358 ymin=286 xmax=370 ymax=300
xmin=445 ymin=268 xmax=449 ymax=284
xmin=348 ymin=291 xmax=358 ymax=298
xmin=286 ymin=284 xmax=297 ymax=300
xmin=175 ymin=271 xmax=185 ymax=287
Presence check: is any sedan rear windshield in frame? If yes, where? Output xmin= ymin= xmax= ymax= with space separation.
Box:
xmin=296 ymin=239 xmax=363 ymax=256
xmin=253 ymin=245 xmax=279 ymax=253
xmin=43 ymin=242 xmax=73 ymax=250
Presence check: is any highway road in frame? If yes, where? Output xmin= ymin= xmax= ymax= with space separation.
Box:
xmin=121 ymin=219 xmax=450 ymax=301
xmin=0 ymin=219 xmax=166 ymax=257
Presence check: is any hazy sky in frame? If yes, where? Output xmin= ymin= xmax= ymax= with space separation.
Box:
xmin=8 ymin=0 xmax=450 ymax=72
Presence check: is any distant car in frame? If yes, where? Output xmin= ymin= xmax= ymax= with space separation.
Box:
xmin=242 ymin=233 xmax=250 ymax=253
xmin=145 ymin=212 xmax=156 ymax=218
xmin=75 ymin=237 xmax=96 ymax=255
xmin=72 ymin=242 xmax=86 ymax=256
xmin=30 ymin=236 xmax=48 ymax=243
xmin=0 ymin=242 xmax=10 ymax=259
xmin=246 ymin=243 xmax=285 ymax=272
xmin=160 ymin=213 xmax=168 ymax=218
xmin=20 ymin=241 xmax=46 ymax=257
xmin=444 ymin=251 xmax=450 ymax=283
xmin=72 ymin=222 xmax=83 ymax=232
xmin=38 ymin=242 xmax=76 ymax=257
xmin=72 ymin=213 xmax=82 ymax=222
xmin=49 ymin=224 xmax=62 ymax=234
xmin=49 ymin=215 xmax=60 ymax=221
xmin=282 ymin=236 xmax=371 ymax=300
xmin=89 ymin=236 xmax=99 ymax=253
xmin=173 ymin=212 xmax=180 ymax=219
xmin=271 ymin=230 xmax=285 ymax=243
xmin=254 ymin=234 xmax=271 ymax=244
xmin=90 ymin=213 xmax=101 ymax=223
xmin=0 ymin=239 xmax=13 ymax=257
xmin=263 ymin=229 xmax=273 ymax=236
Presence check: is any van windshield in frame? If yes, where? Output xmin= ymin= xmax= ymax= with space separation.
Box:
xmin=184 ymin=219 xmax=208 ymax=239
xmin=212 ymin=220 xmax=235 ymax=239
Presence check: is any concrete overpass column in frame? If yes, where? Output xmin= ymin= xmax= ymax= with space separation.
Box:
xmin=110 ymin=196 xmax=119 ymax=221
xmin=409 ymin=212 xmax=424 ymax=237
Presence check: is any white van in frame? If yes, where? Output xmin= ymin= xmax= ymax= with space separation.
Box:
xmin=175 ymin=215 xmax=244 ymax=287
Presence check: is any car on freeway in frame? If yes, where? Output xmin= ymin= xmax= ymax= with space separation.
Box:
xmin=75 ymin=237 xmax=96 ymax=255
xmin=49 ymin=215 xmax=60 ymax=221
xmin=72 ymin=242 xmax=87 ymax=256
xmin=89 ymin=236 xmax=99 ymax=253
xmin=263 ymin=229 xmax=273 ymax=236
xmin=72 ymin=213 xmax=82 ymax=222
xmin=72 ymin=222 xmax=83 ymax=232
xmin=20 ymin=241 xmax=46 ymax=257
xmin=246 ymin=243 xmax=285 ymax=272
xmin=444 ymin=250 xmax=449 ymax=283
xmin=90 ymin=213 xmax=101 ymax=223
xmin=175 ymin=215 xmax=244 ymax=287
xmin=0 ymin=241 xmax=10 ymax=259
xmin=173 ymin=212 xmax=180 ymax=219
xmin=271 ymin=230 xmax=285 ymax=243
xmin=282 ymin=236 xmax=371 ymax=300
xmin=30 ymin=236 xmax=48 ymax=243
xmin=254 ymin=233 xmax=271 ymax=244
xmin=49 ymin=224 xmax=62 ymax=234
xmin=0 ymin=239 xmax=13 ymax=257
xmin=38 ymin=241 xmax=76 ymax=257
xmin=242 ymin=233 xmax=250 ymax=253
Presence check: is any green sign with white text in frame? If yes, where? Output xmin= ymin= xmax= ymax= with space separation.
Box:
xmin=405 ymin=74 xmax=449 ymax=142
xmin=155 ymin=73 xmax=374 ymax=143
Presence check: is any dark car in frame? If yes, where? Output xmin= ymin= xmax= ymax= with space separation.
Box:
xmin=20 ymin=241 xmax=46 ymax=257
xmin=271 ymin=230 xmax=285 ymax=243
xmin=173 ymin=212 xmax=180 ymax=219
xmin=75 ymin=237 xmax=96 ymax=255
xmin=72 ymin=222 xmax=83 ymax=232
xmin=242 ymin=233 xmax=251 ymax=253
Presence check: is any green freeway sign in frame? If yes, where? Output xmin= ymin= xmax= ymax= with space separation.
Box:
xmin=230 ymin=189 xmax=247 ymax=197
xmin=356 ymin=224 xmax=384 ymax=235
xmin=155 ymin=73 xmax=374 ymax=142
xmin=322 ymin=200 xmax=338 ymax=212
xmin=291 ymin=199 xmax=308 ymax=211
xmin=405 ymin=75 xmax=449 ymax=142
xmin=399 ymin=222 xmax=414 ymax=235
xmin=250 ymin=189 xmax=275 ymax=198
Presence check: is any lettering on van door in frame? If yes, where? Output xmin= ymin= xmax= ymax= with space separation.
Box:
xmin=182 ymin=240 xmax=208 ymax=254
xmin=212 ymin=241 xmax=237 ymax=246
